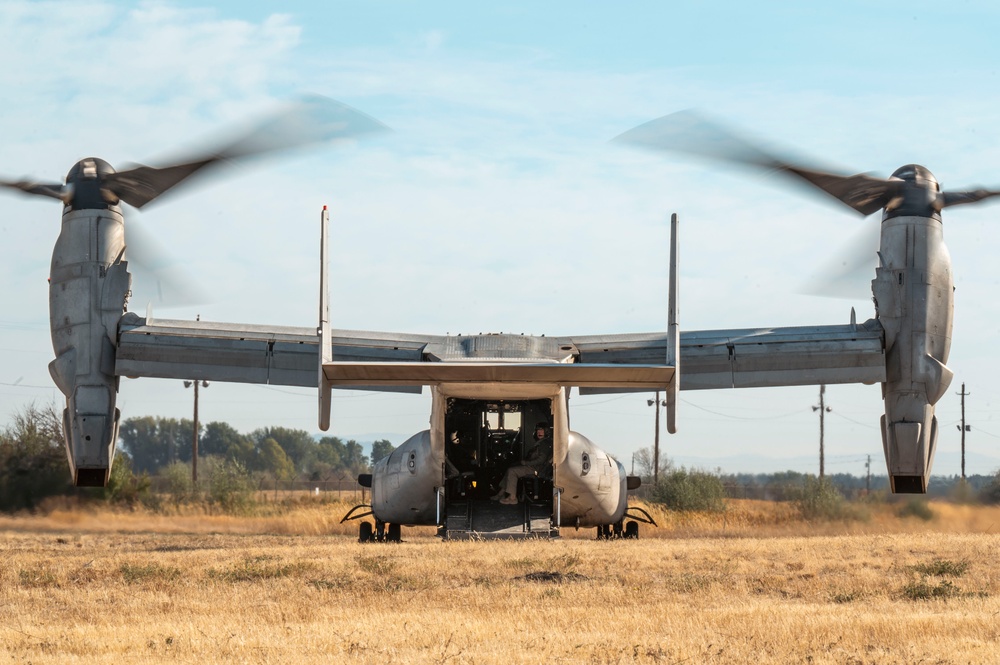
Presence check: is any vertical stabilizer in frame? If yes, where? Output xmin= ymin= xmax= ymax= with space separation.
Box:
xmin=318 ymin=206 xmax=333 ymax=430
xmin=666 ymin=212 xmax=680 ymax=434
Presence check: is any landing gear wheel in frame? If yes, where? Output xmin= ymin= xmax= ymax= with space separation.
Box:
xmin=613 ymin=520 xmax=624 ymax=538
xmin=597 ymin=524 xmax=612 ymax=540
xmin=359 ymin=521 xmax=374 ymax=543
xmin=375 ymin=519 xmax=386 ymax=542
xmin=387 ymin=523 xmax=401 ymax=543
xmin=624 ymin=520 xmax=639 ymax=539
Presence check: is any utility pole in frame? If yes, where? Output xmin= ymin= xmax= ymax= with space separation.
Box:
xmin=865 ymin=454 xmax=871 ymax=494
xmin=812 ymin=384 xmax=832 ymax=478
xmin=956 ymin=383 xmax=971 ymax=480
xmin=647 ymin=391 xmax=666 ymax=484
xmin=184 ymin=315 xmax=209 ymax=485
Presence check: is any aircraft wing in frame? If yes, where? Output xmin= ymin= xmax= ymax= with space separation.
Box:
xmin=118 ymin=312 xmax=883 ymax=393
xmin=115 ymin=314 xmax=674 ymax=392
xmin=567 ymin=318 xmax=885 ymax=394
xmin=116 ymin=313 xmax=437 ymax=393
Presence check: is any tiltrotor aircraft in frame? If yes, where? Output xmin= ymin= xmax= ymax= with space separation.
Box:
xmin=3 ymin=101 xmax=991 ymax=541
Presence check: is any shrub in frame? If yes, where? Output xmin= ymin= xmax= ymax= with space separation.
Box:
xmin=647 ymin=468 xmax=726 ymax=512
xmin=911 ymin=559 xmax=969 ymax=578
xmin=103 ymin=455 xmax=152 ymax=506
xmin=159 ymin=461 xmax=196 ymax=502
xmin=979 ymin=472 xmax=1000 ymax=505
xmin=897 ymin=498 xmax=935 ymax=521
xmin=793 ymin=476 xmax=856 ymax=521
xmin=0 ymin=404 xmax=73 ymax=511
xmin=950 ymin=478 xmax=977 ymax=504
xmin=902 ymin=578 xmax=961 ymax=601
xmin=207 ymin=459 xmax=256 ymax=513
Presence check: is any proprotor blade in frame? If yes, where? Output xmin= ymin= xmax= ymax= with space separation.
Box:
xmin=613 ymin=109 xmax=900 ymax=216
xmin=941 ymin=188 xmax=1000 ymax=209
xmin=0 ymin=179 xmax=68 ymax=202
xmin=104 ymin=95 xmax=389 ymax=208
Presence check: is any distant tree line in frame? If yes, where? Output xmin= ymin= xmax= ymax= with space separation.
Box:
xmin=0 ymin=405 xmax=397 ymax=512
xmin=630 ymin=446 xmax=1000 ymax=501
xmin=118 ymin=416 xmax=395 ymax=481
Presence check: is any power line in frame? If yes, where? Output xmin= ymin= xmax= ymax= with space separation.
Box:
xmin=678 ymin=398 xmax=805 ymax=421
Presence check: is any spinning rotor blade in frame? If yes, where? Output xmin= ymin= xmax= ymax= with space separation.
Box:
xmin=613 ymin=110 xmax=900 ymax=216
xmin=800 ymin=219 xmax=881 ymax=299
xmin=0 ymin=179 xmax=68 ymax=202
xmin=125 ymin=212 xmax=210 ymax=308
xmin=941 ymin=189 xmax=1000 ymax=209
xmin=104 ymin=95 xmax=389 ymax=208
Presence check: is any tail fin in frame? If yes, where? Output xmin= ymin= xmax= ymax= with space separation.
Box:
xmin=666 ymin=212 xmax=680 ymax=433
xmin=318 ymin=206 xmax=333 ymax=431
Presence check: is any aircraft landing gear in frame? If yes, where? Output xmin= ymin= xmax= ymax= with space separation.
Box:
xmin=596 ymin=518 xmax=644 ymax=540
xmin=358 ymin=519 xmax=402 ymax=543
xmin=359 ymin=521 xmax=374 ymax=543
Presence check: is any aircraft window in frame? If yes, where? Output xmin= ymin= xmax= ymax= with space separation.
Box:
xmin=486 ymin=411 xmax=522 ymax=430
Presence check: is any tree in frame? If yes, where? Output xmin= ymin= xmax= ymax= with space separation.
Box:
xmin=632 ymin=446 xmax=671 ymax=481
xmin=250 ymin=427 xmax=316 ymax=473
xmin=0 ymin=403 xmax=72 ymax=510
xmin=201 ymin=421 xmax=247 ymax=458
xmin=342 ymin=440 xmax=368 ymax=475
xmin=118 ymin=416 xmax=194 ymax=473
xmin=225 ymin=437 xmax=257 ymax=472
xmin=257 ymin=437 xmax=296 ymax=480
xmin=370 ymin=439 xmax=395 ymax=465
xmin=315 ymin=436 xmax=344 ymax=468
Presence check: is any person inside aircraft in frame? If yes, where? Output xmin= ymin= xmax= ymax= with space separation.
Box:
xmin=446 ymin=429 xmax=477 ymax=476
xmin=491 ymin=421 xmax=553 ymax=505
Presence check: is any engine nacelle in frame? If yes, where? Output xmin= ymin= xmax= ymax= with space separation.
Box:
xmin=558 ymin=431 xmax=629 ymax=527
xmin=370 ymin=430 xmax=441 ymax=524
xmin=49 ymin=206 xmax=130 ymax=486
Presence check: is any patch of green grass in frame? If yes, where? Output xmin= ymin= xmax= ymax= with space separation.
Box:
xmin=503 ymin=557 xmax=542 ymax=571
xmin=18 ymin=567 xmax=58 ymax=588
xmin=356 ymin=554 xmax=396 ymax=576
xmin=308 ymin=576 xmax=353 ymax=591
xmin=207 ymin=555 xmax=314 ymax=582
xmin=120 ymin=562 xmax=182 ymax=584
xmin=902 ymin=578 xmax=961 ymax=601
xmin=670 ymin=573 xmax=712 ymax=593
xmin=830 ymin=591 xmax=858 ymax=604
xmin=911 ymin=558 xmax=969 ymax=578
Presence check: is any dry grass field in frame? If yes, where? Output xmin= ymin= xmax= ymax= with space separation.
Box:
xmin=2 ymin=499 xmax=1000 ymax=663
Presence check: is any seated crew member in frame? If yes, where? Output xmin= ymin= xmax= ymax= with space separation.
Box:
xmin=492 ymin=421 xmax=553 ymax=505
xmin=446 ymin=429 xmax=477 ymax=476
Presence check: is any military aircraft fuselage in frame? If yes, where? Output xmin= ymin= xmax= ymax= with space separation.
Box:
xmin=368 ymin=383 xmax=631 ymax=536
xmin=48 ymin=158 xmax=130 ymax=486
xmin=874 ymin=166 xmax=955 ymax=492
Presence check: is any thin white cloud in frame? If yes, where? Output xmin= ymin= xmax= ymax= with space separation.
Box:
xmin=2 ymin=2 xmax=1000 ymax=473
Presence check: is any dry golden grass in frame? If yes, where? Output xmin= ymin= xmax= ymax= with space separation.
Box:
xmin=2 ymin=499 xmax=999 ymax=663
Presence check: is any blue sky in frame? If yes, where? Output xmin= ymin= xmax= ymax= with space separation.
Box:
xmin=2 ymin=1 xmax=1000 ymax=475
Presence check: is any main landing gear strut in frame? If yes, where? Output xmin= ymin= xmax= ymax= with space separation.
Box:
xmin=596 ymin=506 xmax=657 ymax=540
xmin=341 ymin=505 xmax=402 ymax=543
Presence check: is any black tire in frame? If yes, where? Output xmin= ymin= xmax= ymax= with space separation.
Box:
xmin=359 ymin=521 xmax=373 ymax=543
xmin=624 ymin=521 xmax=639 ymax=539
xmin=387 ymin=523 xmax=401 ymax=543
xmin=613 ymin=520 xmax=624 ymax=538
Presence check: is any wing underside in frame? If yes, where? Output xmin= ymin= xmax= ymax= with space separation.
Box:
xmin=115 ymin=314 xmax=884 ymax=393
